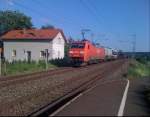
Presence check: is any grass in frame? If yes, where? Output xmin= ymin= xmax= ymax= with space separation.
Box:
xmin=1 ymin=57 xmax=72 ymax=76
xmin=1 ymin=60 xmax=57 ymax=76
xmin=128 ymin=59 xmax=150 ymax=79
xmin=127 ymin=57 xmax=150 ymax=105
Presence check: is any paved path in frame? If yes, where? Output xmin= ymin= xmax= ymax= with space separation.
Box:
xmin=124 ymin=77 xmax=150 ymax=116
xmin=51 ymin=79 xmax=127 ymax=116
xmin=50 ymin=76 xmax=150 ymax=116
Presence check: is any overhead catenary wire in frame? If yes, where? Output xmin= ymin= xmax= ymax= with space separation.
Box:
xmin=79 ymin=0 xmax=102 ymax=25
xmin=79 ymin=0 xmax=111 ymax=44
xmin=86 ymin=0 xmax=110 ymax=26
xmin=81 ymin=0 xmax=124 ymax=50
xmin=79 ymin=0 xmax=101 ymax=42
xmin=32 ymin=0 xmax=78 ymax=26
xmin=12 ymin=0 xmax=81 ymax=31
xmin=12 ymin=1 xmax=55 ymax=24
xmin=12 ymin=0 xmax=105 ymax=37
xmin=38 ymin=1 xmax=87 ymax=39
xmin=30 ymin=0 xmax=102 ymax=40
xmin=31 ymin=0 xmax=85 ymax=39
xmin=9 ymin=0 xmax=119 ymax=50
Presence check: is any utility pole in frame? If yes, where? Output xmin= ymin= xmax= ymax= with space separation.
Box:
xmin=118 ymin=34 xmax=136 ymax=58
xmin=131 ymin=34 xmax=136 ymax=59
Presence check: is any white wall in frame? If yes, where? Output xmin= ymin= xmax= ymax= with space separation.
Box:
xmin=52 ymin=32 xmax=65 ymax=59
xmin=3 ymin=32 xmax=65 ymax=62
xmin=4 ymin=40 xmax=52 ymax=62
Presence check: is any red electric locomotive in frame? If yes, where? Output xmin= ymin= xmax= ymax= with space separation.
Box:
xmin=69 ymin=40 xmax=105 ymax=65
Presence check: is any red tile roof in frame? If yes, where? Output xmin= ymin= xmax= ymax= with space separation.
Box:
xmin=1 ymin=29 xmax=66 ymax=41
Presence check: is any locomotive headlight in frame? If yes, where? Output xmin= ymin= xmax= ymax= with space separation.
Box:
xmin=69 ymin=51 xmax=73 ymax=54
xmin=80 ymin=51 xmax=84 ymax=54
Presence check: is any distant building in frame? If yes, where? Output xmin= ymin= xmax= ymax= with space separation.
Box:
xmin=1 ymin=28 xmax=66 ymax=62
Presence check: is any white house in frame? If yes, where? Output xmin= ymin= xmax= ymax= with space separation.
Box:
xmin=1 ymin=28 xmax=66 ymax=62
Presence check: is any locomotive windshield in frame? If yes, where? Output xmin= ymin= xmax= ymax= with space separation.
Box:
xmin=71 ymin=43 xmax=85 ymax=48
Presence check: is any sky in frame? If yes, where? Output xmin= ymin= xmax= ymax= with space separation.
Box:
xmin=0 ymin=0 xmax=149 ymax=52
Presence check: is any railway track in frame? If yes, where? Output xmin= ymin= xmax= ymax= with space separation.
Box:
xmin=0 ymin=59 xmax=129 ymax=116
xmin=0 ymin=67 xmax=75 ymax=88
xmin=0 ymin=60 xmax=116 ymax=87
xmin=0 ymin=67 xmax=70 ymax=81
xmin=29 ymin=60 xmax=128 ymax=116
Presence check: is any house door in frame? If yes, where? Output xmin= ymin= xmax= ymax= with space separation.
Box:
xmin=27 ymin=51 xmax=31 ymax=63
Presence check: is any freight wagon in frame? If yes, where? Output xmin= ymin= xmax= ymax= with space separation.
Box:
xmin=104 ymin=47 xmax=118 ymax=60
xmin=69 ymin=39 xmax=119 ymax=66
xmin=112 ymin=49 xmax=118 ymax=59
xmin=104 ymin=47 xmax=113 ymax=61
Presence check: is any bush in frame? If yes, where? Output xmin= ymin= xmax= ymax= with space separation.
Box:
xmin=128 ymin=59 xmax=150 ymax=78
xmin=49 ymin=57 xmax=72 ymax=67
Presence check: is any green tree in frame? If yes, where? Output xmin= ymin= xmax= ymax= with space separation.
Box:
xmin=41 ymin=24 xmax=55 ymax=29
xmin=0 ymin=10 xmax=33 ymax=35
xmin=64 ymin=43 xmax=70 ymax=57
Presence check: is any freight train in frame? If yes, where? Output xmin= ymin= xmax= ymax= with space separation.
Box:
xmin=69 ymin=39 xmax=120 ymax=66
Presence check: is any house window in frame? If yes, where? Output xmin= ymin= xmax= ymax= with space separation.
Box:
xmin=12 ymin=50 xmax=16 ymax=57
xmin=40 ymin=51 xmax=45 ymax=58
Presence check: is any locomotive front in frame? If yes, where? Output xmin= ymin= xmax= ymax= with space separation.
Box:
xmin=69 ymin=42 xmax=85 ymax=64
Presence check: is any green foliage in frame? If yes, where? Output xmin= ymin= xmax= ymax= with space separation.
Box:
xmin=136 ymin=56 xmax=150 ymax=65
xmin=64 ymin=43 xmax=70 ymax=57
xmin=49 ymin=57 xmax=72 ymax=67
xmin=41 ymin=24 xmax=55 ymax=29
xmin=2 ymin=60 xmax=57 ymax=76
xmin=0 ymin=10 xmax=33 ymax=35
xmin=1 ymin=57 xmax=72 ymax=76
xmin=128 ymin=59 xmax=150 ymax=78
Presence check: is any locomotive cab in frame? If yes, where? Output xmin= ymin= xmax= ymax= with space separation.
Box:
xmin=69 ymin=40 xmax=100 ymax=65
xmin=69 ymin=41 xmax=86 ymax=64
xmin=69 ymin=40 xmax=105 ymax=66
